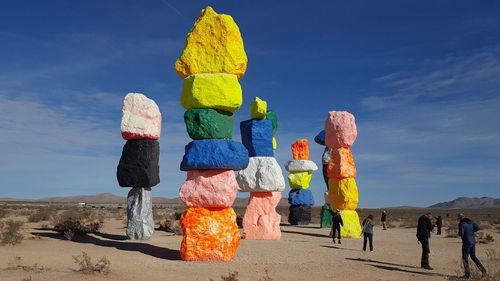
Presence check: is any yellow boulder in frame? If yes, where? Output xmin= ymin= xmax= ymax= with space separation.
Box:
xmin=288 ymin=171 xmax=312 ymax=189
xmin=174 ymin=6 xmax=248 ymax=79
xmin=340 ymin=210 xmax=362 ymax=238
xmin=272 ymin=137 xmax=277 ymax=150
xmin=250 ymin=97 xmax=267 ymax=119
xmin=328 ymin=178 xmax=359 ymax=210
xmin=181 ymin=73 xmax=242 ymax=112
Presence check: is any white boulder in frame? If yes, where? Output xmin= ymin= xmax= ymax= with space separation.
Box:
xmin=237 ymin=157 xmax=285 ymax=192
xmin=285 ymin=160 xmax=318 ymax=172
xmin=121 ymin=93 xmax=162 ymax=140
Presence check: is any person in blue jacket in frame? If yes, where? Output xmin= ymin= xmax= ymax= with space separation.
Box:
xmin=458 ymin=214 xmax=487 ymax=278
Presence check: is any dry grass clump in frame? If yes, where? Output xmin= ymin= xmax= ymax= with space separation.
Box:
xmin=477 ymin=232 xmax=495 ymax=244
xmin=158 ymin=210 xmax=183 ymax=235
xmin=446 ymin=223 xmax=459 ymax=238
xmin=0 ymin=207 xmax=10 ymax=218
xmin=448 ymin=249 xmax=500 ymax=281
xmin=72 ymin=252 xmax=110 ymax=274
xmin=0 ymin=220 xmax=24 ymax=245
xmin=27 ymin=208 xmax=56 ymax=223
xmin=11 ymin=256 xmax=48 ymax=273
xmin=51 ymin=209 xmax=103 ymax=240
xmin=210 ymin=271 xmax=239 ymax=281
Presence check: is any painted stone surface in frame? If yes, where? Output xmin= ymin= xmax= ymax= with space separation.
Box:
xmin=327 ymin=147 xmax=356 ymax=179
xmin=126 ymin=187 xmax=154 ymax=240
xmin=291 ymin=139 xmax=309 ymax=160
xmin=250 ymin=97 xmax=267 ymax=119
xmin=287 ymin=171 xmax=313 ymax=189
xmin=242 ymin=192 xmax=281 ymax=240
xmin=288 ymin=205 xmax=311 ymax=225
xmin=179 ymin=170 xmax=237 ymax=207
xmin=236 ymin=157 xmax=285 ymax=192
xmin=288 ymin=189 xmax=314 ymax=206
xmin=272 ymin=137 xmax=277 ymax=150
xmin=240 ymin=119 xmax=273 ymax=157
xmin=180 ymin=140 xmax=249 ymax=171
xmin=320 ymin=204 xmax=333 ymax=228
xmin=121 ymin=93 xmax=162 ymax=140
xmin=266 ymin=110 xmax=278 ymax=136
xmin=285 ymin=160 xmax=318 ymax=172
xmin=314 ymin=130 xmax=326 ymax=145
xmin=328 ymin=178 xmax=359 ymax=210
xmin=174 ymin=7 xmax=247 ymax=79
xmin=181 ymin=73 xmax=242 ymax=112
xmin=180 ymin=207 xmax=240 ymax=261
xmin=339 ymin=210 xmax=362 ymax=238
xmin=184 ymin=109 xmax=233 ymax=139
xmin=325 ymin=111 xmax=357 ymax=149
xmin=117 ymin=139 xmax=160 ymax=188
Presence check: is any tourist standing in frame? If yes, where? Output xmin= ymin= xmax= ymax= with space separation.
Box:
xmin=416 ymin=212 xmax=434 ymax=270
xmin=362 ymin=214 xmax=374 ymax=251
xmin=381 ymin=210 xmax=387 ymax=230
xmin=329 ymin=209 xmax=343 ymax=244
xmin=458 ymin=214 xmax=487 ymax=278
xmin=435 ymin=215 xmax=443 ymax=235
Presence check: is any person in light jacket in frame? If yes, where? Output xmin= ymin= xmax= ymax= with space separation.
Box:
xmin=362 ymin=214 xmax=375 ymax=251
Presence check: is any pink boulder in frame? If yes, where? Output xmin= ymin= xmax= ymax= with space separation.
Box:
xmin=242 ymin=192 xmax=282 ymax=240
xmin=121 ymin=93 xmax=162 ymax=140
xmin=179 ymin=170 xmax=238 ymax=207
xmin=325 ymin=111 xmax=357 ymax=148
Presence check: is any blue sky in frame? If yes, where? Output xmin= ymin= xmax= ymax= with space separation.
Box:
xmin=1 ymin=1 xmax=499 ymax=207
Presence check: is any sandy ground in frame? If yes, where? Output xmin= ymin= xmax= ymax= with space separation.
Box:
xmin=1 ymin=217 xmax=498 ymax=281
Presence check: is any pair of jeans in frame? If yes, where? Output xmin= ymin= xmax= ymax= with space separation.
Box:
xmin=363 ymin=232 xmax=373 ymax=251
xmin=417 ymin=235 xmax=430 ymax=267
xmin=462 ymin=243 xmax=486 ymax=277
xmin=332 ymin=226 xmax=341 ymax=240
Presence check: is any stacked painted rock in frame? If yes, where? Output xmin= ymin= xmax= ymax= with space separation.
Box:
xmin=237 ymin=97 xmax=285 ymax=240
xmin=175 ymin=6 xmax=249 ymax=261
xmin=314 ymin=130 xmax=334 ymax=228
xmin=286 ymin=139 xmax=318 ymax=225
xmin=117 ymin=93 xmax=161 ymax=240
xmin=325 ymin=111 xmax=361 ymax=238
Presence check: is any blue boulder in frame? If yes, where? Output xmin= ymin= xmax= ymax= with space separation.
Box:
xmin=288 ymin=189 xmax=314 ymax=206
xmin=240 ymin=119 xmax=273 ymax=157
xmin=180 ymin=140 xmax=249 ymax=171
xmin=314 ymin=130 xmax=326 ymax=145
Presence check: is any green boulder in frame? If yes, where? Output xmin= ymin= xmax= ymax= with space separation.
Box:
xmin=184 ymin=109 xmax=234 ymax=139
xmin=266 ymin=110 xmax=278 ymax=136
xmin=320 ymin=204 xmax=333 ymax=228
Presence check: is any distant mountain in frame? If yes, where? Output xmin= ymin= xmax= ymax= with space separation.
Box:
xmin=429 ymin=197 xmax=500 ymax=209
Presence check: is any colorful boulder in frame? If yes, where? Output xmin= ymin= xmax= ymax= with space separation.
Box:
xmin=117 ymin=139 xmax=160 ymax=188
xmin=250 ymin=97 xmax=267 ymax=119
xmin=288 ymin=171 xmax=313 ymax=189
xmin=180 ymin=207 xmax=240 ymax=261
xmin=285 ymin=160 xmax=318 ymax=172
xmin=121 ymin=93 xmax=162 ymax=140
xmin=339 ymin=210 xmax=362 ymax=238
xmin=180 ymin=140 xmax=249 ymax=171
xmin=242 ymin=192 xmax=282 ymax=240
xmin=328 ymin=178 xmax=359 ymax=210
xmin=240 ymin=119 xmax=273 ymax=157
xmin=320 ymin=204 xmax=333 ymax=228
xmin=184 ymin=109 xmax=233 ymax=139
xmin=237 ymin=157 xmax=285 ymax=192
xmin=325 ymin=111 xmax=357 ymax=149
xmin=288 ymin=189 xmax=314 ymax=206
xmin=327 ymin=147 xmax=356 ymax=179
xmin=272 ymin=137 xmax=277 ymax=150
xmin=288 ymin=205 xmax=312 ymax=225
xmin=291 ymin=139 xmax=309 ymax=160
xmin=179 ymin=170 xmax=238 ymax=207
xmin=174 ymin=7 xmax=247 ymax=79
xmin=266 ymin=110 xmax=278 ymax=136
xmin=181 ymin=73 xmax=242 ymax=112
xmin=314 ymin=130 xmax=326 ymax=145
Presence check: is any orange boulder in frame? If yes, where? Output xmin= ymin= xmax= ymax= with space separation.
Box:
xmin=327 ymin=147 xmax=356 ymax=179
xmin=291 ymin=139 xmax=309 ymax=160
xmin=180 ymin=207 xmax=240 ymax=261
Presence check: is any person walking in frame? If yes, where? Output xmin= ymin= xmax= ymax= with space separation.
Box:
xmin=362 ymin=214 xmax=374 ymax=251
xmin=435 ymin=215 xmax=443 ymax=235
xmin=416 ymin=212 xmax=434 ymax=270
xmin=328 ymin=209 xmax=343 ymax=244
xmin=381 ymin=210 xmax=387 ymax=230
xmin=458 ymin=214 xmax=487 ymax=278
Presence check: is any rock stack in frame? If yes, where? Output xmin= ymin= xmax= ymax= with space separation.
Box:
xmin=325 ymin=111 xmax=361 ymax=238
xmin=237 ymin=97 xmax=285 ymax=240
xmin=285 ymin=139 xmax=318 ymax=225
xmin=314 ymin=130 xmax=334 ymax=228
xmin=175 ymin=6 xmax=249 ymax=261
xmin=117 ymin=93 xmax=161 ymax=240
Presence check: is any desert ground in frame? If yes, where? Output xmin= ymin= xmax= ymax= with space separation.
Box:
xmin=1 ymin=206 xmax=499 ymax=281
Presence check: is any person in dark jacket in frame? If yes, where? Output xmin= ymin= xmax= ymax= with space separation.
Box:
xmin=328 ymin=209 xmax=343 ymax=244
xmin=362 ymin=214 xmax=375 ymax=251
xmin=458 ymin=214 xmax=487 ymax=278
xmin=416 ymin=213 xmax=434 ymax=270
xmin=435 ymin=216 xmax=443 ymax=235
xmin=381 ymin=210 xmax=387 ymax=230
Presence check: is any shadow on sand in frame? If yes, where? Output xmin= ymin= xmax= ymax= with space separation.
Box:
xmin=32 ymin=231 xmax=181 ymax=260
xmin=281 ymin=229 xmax=330 ymax=238
xmin=320 ymin=245 xmax=360 ymax=252
xmin=346 ymin=258 xmax=450 ymax=277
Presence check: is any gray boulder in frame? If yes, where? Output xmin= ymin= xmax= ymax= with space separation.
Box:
xmin=127 ymin=187 xmax=154 ymax=240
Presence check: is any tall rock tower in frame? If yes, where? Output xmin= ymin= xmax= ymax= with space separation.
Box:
xmin=175 ymin=7 xmax=249 ymax=261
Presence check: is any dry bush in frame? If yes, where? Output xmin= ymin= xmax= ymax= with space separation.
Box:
xmin=12 ymin=256 xmax=48 ymax=273
xmin=477 ymin=232 xmax=495 ymax=244
xmin=27 ymin=208 xmax=56 ymax=223
xmin=446 ymin=223 xmax=459 ymax=238
xmin=73 ymin=252 xmax=110 ymax=274
xmin=51 ymin=209 xmax=103 ymax=240
xmin=259 ymin=269 xmax=274 ymax=281
xmin=210 ymin=271 xmax=239 ymax=281
xmin=158 ymin=210 xmax=183 ymax=235
xmin=448 ymin=249 xmax=500 ymax=281
xmin=0 ymin=207 xmax=10 ymax=218
xmin=0 ymin=220 xmax=24 ymax=245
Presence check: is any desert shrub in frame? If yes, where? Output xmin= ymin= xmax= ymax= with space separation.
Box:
xmin=446 ymin=224 xmax=459 ymax=238
xmin=210 ymin=271 xmax=239 ymax=281
xmin=387 ymin=220 xmax=397 ymax=228
xmin=476 ymin=232 xmax=495 ymax=244
xmin=158 ymin=211 xmax=183 ymax=235
xmin=479 ymin=222 xmax=493 ymax=230
xmin=27 ymin=208 xmax=56 ymax=223
xmin=73 ymin=252 xmax=110 ymax=274
xmin=12 ymin=256 xmax=48 ymax=273
xmin=0 ymin=220 xmax=24 ymax=245
xmin=0 ymin=207 xmax=10 ymax=218
xmin=51 ymin=209 xmax=103 ymax=240
xmin=259 ymin=269 xmax=274 ymax=281
xmin=448 ymin=249 xmax=500 ymax=281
